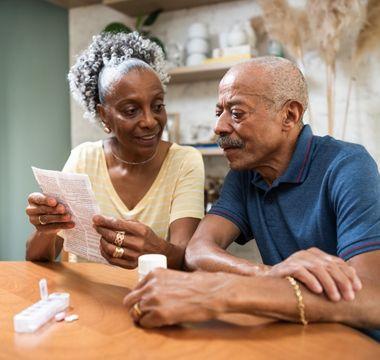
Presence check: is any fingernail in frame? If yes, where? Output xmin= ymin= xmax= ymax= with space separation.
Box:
xmin=355 ymin=280 xmax=362 ymax=291
xmin=347 ymin=290 xmax=355 ymax=301
xmin=332 ymin=293 xmax=341 ymax=302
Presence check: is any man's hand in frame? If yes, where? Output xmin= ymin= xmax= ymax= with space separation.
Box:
xmin=123 ymin=269 xmax=228 ymax=328
xmin=265 ymin=247 xmax=362 ymax=301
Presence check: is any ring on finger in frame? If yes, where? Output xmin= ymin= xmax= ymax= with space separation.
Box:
xmin=114 ymin=231 xmax=125 ymax=247
xmin=133 ymin=302 xmax=142 ymax=317
xmin=38 ymin=215 xmax=48 ymax=225
xmin=112 ymin=246 xmax=124 ymax=258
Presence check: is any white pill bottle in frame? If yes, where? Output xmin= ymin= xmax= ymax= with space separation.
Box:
xmin=138 ymin=254 xmax=167 ymax=281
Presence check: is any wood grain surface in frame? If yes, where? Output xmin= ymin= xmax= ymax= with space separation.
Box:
xmin=0 ymin=262 xmax=378 ymax=360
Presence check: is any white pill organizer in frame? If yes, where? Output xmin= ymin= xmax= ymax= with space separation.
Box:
xmin=13 ymin=279 xmax=70 ymax=333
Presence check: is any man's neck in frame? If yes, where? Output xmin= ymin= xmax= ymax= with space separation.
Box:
xmin=256 ymin=134 xmax=300 ymax=186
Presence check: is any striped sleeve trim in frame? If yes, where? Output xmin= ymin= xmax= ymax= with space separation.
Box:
xmin=339 ymin=240 xmax=380 ymax=260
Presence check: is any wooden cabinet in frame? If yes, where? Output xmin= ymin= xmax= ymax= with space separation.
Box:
xmin=169 ymin=61 xmax=243 ymax=84
xmin=103 ymin=0 xmax=241 ymax=17
xmin=45 ymin=0 xmax=101 ymax=8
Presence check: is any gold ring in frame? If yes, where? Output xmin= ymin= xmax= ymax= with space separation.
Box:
xmin=112 ymin=246 xmax=124 ymax=258
xmin=38 ymin=215 xmax=48 ymax=225
xmin=133 ymin=302 xmax=142 ymax=317
xmin=114 ymin=231 xmax=125 ymax=247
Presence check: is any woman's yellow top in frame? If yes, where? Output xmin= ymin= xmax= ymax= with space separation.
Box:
xmin=60 ymin=141 xmax=205 ymax=259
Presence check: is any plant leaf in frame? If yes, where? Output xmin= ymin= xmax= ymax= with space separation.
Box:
xmin=140 ymin=30 xmax=150 ymax=37
xmin=103 ymin=22 xmax=132 ymax=34
xmin=135 ymin=16 xmax=144 ymax=31
xmin=149 ymin=36 xmax=166 ymax=57
xmin=143 ymin=9 xmax=163 ymax=27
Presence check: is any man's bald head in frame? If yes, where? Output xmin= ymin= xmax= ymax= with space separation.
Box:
xmin=220 ymin=57 xmax=308 ymax=117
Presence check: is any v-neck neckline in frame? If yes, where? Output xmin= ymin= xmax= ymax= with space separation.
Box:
xmin=100 ymin=141 xmax=174 ymax=213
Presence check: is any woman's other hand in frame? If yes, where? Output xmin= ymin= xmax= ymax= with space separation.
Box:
xmin=26 ymin=192 xmax=75 ymax=234
xmin=93 ymin=214 xmax=169 ymax=269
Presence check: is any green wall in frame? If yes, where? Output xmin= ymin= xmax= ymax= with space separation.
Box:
xmin=0 ymin=0 xmax=71 ymax=260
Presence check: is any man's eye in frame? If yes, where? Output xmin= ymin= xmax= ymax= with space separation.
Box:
xmin=215 ymin=110 xmax=222 ymax=117
xmin=153 ymin=103 xmax=165 ymax=113
xmin=231 ymin=110 xmax=244 ymax=120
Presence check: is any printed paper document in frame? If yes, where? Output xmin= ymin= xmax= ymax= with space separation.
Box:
xmin=32 ymin=167 xmax=106 ymax=263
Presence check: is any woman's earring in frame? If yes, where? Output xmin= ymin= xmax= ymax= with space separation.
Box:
xmin=102 ymin=123 xmax=111 ymax=134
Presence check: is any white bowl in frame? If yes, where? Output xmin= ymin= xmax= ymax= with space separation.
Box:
xmin=186 ymin=53 xmax=206 ymax=66
xmin=188 ymin=22 xmax=208 ymax=39
xmin=186 ymin=38 xmax=209 ymax=55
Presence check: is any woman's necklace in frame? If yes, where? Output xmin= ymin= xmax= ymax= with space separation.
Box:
xmin=111 ymin=145 xmax=159 ymax=165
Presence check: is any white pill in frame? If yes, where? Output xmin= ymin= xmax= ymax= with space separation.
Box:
xmin=55 ymin=312 xmax=66 ymax=322
xmin=64 ymin=314 xmax=79 ymax=322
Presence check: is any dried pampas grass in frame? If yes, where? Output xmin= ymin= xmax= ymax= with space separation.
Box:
xmin=257 ymin=0 xmax=308 ymax=60
xmin=307 ymin=0 xmax=365 ymax=66
xmin=354 ymin=0 xmax=380 ymax=65
xmin=307 ymin=0 xmax=366 ymax=135
xmin=342 ymin=0 xmax=380 ymax=138
xmin=256 ymin=0 xmax=313 ymax=124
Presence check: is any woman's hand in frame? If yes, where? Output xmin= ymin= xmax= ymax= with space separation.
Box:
xmin=26 ymin=192 xmax=75 ymax=234
xmin=93 ymin=215 xmax=169 ymax=269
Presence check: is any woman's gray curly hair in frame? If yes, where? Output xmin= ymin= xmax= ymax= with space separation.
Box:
xmin=68 ymin=31 xmax=169 ymax=123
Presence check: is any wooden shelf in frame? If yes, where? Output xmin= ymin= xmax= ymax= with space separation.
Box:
xmin=45 ymin=0 xmax=101 ymax=8
xmin=199 ymin=148 xmax=223 ymax=156
xmin=169 ymin=60 xmax=244 ymax=84
xmin=186 ymin=146 xmax=223 ymax=156
xmin=103 ymin=0 xmax=241 ymax=17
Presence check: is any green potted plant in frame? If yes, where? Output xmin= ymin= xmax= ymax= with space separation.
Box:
xmin=103 ymin=9 xmax=166 ymax=56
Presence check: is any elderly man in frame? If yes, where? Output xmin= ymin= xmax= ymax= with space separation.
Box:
xmin=124 ymin=57 xmax=380 ymax=338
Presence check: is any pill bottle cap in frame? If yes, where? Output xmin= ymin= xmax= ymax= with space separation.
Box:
xmin=138 ymin=254 xmax=167 ymax=280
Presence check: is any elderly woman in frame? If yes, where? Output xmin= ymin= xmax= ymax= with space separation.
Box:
xmin=25 ymin=32 xmax=205 ymax=269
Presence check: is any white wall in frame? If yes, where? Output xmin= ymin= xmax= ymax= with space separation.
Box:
xmin=69 ymin=0 xmax=380 ymax=165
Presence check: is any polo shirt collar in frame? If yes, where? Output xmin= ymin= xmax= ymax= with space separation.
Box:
xmin=251 ymin=125 xmax=314 ymax=189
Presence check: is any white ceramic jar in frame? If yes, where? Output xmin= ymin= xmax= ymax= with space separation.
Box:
xmin=188 ymin=22 xmax=208 ymax=39
xmin=227 ymin=24 xmax=248 ymax=47
xmin=186 ymin=53 xmax=207 ymax=66
xmin=186 ymin=37 xmax=209 ymax=55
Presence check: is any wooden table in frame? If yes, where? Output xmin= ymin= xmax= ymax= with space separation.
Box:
xmin=0 ymin=262 xmax=378 ymax=359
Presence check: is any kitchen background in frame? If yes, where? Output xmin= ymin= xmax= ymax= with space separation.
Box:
xmin=1 ymin=0 xmax=379 ymax=261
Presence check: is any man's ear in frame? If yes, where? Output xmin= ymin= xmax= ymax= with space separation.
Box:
xmin=282 ymin=100 xmax=303 ymax=131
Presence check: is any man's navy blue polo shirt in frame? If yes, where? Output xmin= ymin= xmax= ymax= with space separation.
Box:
xmin=209 ymin=125 xmax=380 ymax=265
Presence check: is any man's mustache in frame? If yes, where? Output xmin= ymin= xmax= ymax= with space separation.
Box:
xmin=216 ymin=136 xmax=245 ymax=149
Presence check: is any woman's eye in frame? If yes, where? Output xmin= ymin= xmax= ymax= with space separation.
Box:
xmin=122 ymin=108 xmax=138 ymax=117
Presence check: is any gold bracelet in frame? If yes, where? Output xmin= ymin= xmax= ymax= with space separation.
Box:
xmin=286 ymin=276 xmax=308 ymax=325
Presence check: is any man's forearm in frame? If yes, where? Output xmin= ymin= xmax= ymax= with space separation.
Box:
xmin=185 ymin=241 xmax=268 ymax=275
xmin=221 ymin=274 xmax=380 ymax=328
